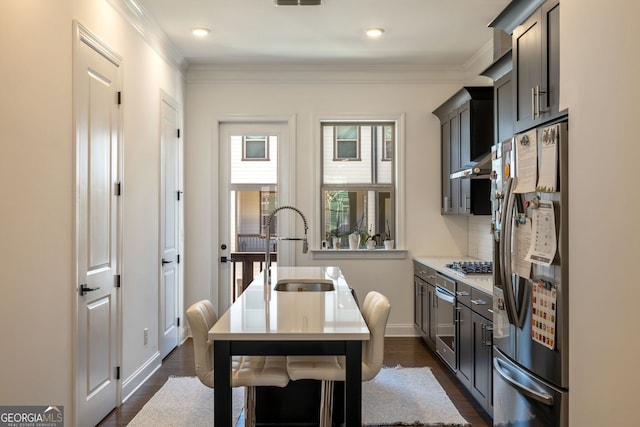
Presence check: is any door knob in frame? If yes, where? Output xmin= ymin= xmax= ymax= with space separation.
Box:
xmin=80 ymin=283 xmax=100 ymax=296
xmin=162 ymin=259 xmax=172 ymax=265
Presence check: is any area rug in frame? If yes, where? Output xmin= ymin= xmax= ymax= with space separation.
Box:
xmin=362 ymin=366 xmax=469 ymax=426
xmin=127 ymin=366 xmax=469 ymax=426
xmin=126 ymin=377 xmax=244 ymax=426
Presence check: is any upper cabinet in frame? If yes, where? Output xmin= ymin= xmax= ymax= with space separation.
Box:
xmin=433 ymin=87 xmax=493 ymax=216
xmin=512 ymin=0 xmax=561 ymax=132
xmin=482 ymin=50 xmax=514 ymax=146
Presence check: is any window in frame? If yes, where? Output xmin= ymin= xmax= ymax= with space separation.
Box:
xmin=334 ymin=125 xmax=360 ymax=160
xmin=243 ymin=135 xmax=269 ymax=160
xmin=383 ymin=125 xmax=393 ymax=161
xmin=321 ymin=122 xmax=395 ymax=249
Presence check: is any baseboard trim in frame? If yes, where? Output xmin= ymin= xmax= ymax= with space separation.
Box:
xmin=385 ymin=323 xmax=418 ymax=337
xmin=121 ymin=351 xmax=162 ymax=403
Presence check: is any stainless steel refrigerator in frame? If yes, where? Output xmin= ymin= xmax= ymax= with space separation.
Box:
xmin=491 ymin=120 xmax=569 ymax=426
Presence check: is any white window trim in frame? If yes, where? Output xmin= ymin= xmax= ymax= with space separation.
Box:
xmin=311 ymin=113 xmax=406 ymax=257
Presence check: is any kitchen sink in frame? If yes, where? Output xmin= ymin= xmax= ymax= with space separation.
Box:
xmin=274 ymin=278 xmax=335 ymax=292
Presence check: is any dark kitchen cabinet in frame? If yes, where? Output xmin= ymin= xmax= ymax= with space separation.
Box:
xmin=512 ymin=0 xmax=561 ymax=132
xmin=456 ymin=284 xmax=493 ymax=416
xmin=413 ymin=262 xmax=436 ymax=351
xmin=471 ymin=310 xmax=493 ymax=412
xmin=433 ymin=87 xmax=493 ymax=215
xmin=456 ymin=287 xmax=473 ymax=388
xmin=482 ymin=49 xmax=514 ymax=146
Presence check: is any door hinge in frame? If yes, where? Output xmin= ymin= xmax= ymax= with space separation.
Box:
xmin=115 ymin=274 xmax=121 ymax=288
xmin=177 ymin=190 xmax=183 ymax=201
xmin=177 ymin=254 xmax=181 ymax=264
xmin=117 ymin=91 xmax=122 ymax=105
xmin=115 ymin=182 xmax=122 ymax=196
xmin=116 ymin=366 xmax=120 ymax=380
xmin=177 ymin=317 xmax=180 ymax=327
xmin=177 ymin=128 xmax=181 ymax=138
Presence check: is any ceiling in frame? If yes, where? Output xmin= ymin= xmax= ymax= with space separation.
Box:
xmin=135 ymin=0 xmax=511 ymax=67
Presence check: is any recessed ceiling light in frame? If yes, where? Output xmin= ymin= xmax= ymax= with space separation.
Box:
xmin=366 ymin=28 xmax=385 ymax=38
xmin=191 ymin=27 xmax=211 ymax=37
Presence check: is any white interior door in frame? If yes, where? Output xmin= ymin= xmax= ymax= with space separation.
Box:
xmin=74 ymin=24 xmax=121 ymax=427
xmin=216 ymin=120 xmax=293 ymax=314
xmin=159 ymin=95 xmax=182 ymax=359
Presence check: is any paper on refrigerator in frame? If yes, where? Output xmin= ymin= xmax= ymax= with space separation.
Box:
xmin=537 ymin=124 xmax=559 ymax=192
xmin=512 ymin=218 xmax=533 ymax=279
xmin=525 ymin=200 xmax=557 ymax=266
xmin=512 ymin=130 xmax=537 ymax=194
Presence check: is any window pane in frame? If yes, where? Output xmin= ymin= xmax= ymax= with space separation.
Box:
xmin=245 ymin=141 xmax=266 ymax=159
xmin=336 ymin=140 xmax=358 ymax=159
xmin=384 ymin=125 xmax=393 ymax=160
xmin=337 ymin=126 xmax=357 ymax=140
xmin=322 ymin=188 xmax=393 ymax=248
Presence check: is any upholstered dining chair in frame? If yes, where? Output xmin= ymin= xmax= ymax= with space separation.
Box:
xmin=285 ymin=291 xmax=391 ymax=427
xmin=186 ymin=300 xmax=290 ymax=427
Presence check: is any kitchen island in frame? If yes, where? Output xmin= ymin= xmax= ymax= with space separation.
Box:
xmin=209 ymin=266 xmax=370 ymax=426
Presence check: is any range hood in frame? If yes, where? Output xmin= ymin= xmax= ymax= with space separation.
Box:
xmin=449 ymin=151 xmax=492 ymax=179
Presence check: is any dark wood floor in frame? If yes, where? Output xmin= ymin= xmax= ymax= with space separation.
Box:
xmin=97 ymin=337 xmax=491 ymax=427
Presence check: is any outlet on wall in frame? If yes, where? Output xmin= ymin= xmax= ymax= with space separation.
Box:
xmin=144 ymin=328 xmax=148 ymax=345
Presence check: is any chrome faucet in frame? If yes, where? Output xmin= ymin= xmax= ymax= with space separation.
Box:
xmin=264 ymin=205 xmax=308 ymax=285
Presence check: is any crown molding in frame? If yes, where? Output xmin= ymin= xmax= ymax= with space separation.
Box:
xmin=107 ymin=0 xmax=188 ymax=72
xmin=187 ymin=63 xmax=467 ymax=85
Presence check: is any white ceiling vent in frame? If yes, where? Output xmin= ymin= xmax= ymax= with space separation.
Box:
xmin=275 ymin=0 xmax=322 ymax=5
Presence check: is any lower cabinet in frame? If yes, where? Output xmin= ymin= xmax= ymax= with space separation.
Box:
xmin=456 ymin=285 xmax=493 ymax=416
xmin=413 ymin=263 xmax=436 ymax=351
xmin=413 ymin=262 xmax=493 ymax=415
xmin=471 ymin=311 xmax=493 ymax=412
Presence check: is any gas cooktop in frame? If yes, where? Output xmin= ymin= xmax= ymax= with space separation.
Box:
xmin=445 ymin=261 xmax=493 ymax=276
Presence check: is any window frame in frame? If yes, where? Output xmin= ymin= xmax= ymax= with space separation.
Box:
xmin=320 ymin=120 xmax=397 ymax=250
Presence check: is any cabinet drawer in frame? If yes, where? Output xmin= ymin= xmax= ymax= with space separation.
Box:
xmin=470 ymin=288 xmax=493 ymax=319
xmin=413 ymin=262 xmax=436 ymax=284
xmin=456 ymin=282 xmax=472 ymax=307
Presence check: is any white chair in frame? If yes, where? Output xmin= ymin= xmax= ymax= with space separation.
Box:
xmin=186 ymin=300 xmax=290 ymax=427
xmin=286 ymin=291 xmax=391 ymax=427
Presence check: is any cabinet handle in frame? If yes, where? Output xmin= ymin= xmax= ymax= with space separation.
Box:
xmin=481 ymin=323 xmax=486 ymax=345
xmin=456 ymin=291 xmax=470 ymax=297
xmin=465 ymin=195 xmax=470 ymax=212
xmin=471 ymin=299 xmax=487 ymax=305
xmin=537 ymin=85 xmax=547 ymax=116
xmin=531 ymin=87 xmax=536 ymax=120
xmin=485 ymin=326 xmax=494 ymax=347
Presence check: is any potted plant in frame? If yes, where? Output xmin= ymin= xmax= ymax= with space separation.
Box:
xmin=383 ymin=220 xmax=394 ymax=249
xmin=349 ymin=215 xmax=368 ymax=249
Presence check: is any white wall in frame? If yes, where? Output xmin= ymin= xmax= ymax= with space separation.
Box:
xmin=561 ymin=1 xmax=640 ymax=425
xmin=185 ymin=65 xmax=491 ymax=335
xmin=0 ymin=0 xmax=185 ymax=423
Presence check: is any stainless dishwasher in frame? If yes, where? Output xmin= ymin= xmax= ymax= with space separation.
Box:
xmin=435 ymin=272 xmax=457 ymax=371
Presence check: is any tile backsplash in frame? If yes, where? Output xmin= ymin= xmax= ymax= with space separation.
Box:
xmin=468 ymin=216 xmax=492 ymax=261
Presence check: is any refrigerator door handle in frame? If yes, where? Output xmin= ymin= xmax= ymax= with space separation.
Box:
xmin=494 ymin=358 xmax=554 ymax=406
xmin=499 ymin=177 xmax=520 ymax=326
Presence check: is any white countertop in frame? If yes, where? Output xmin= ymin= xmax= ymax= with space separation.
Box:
xmin=209 ymin=266 xmax=370 ymax=341
xmin=413 ymin=256 xmax=494 ymax=294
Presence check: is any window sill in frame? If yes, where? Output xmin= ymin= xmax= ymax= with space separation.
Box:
xmin=310 ymin=249 xmax=408 ymax=260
